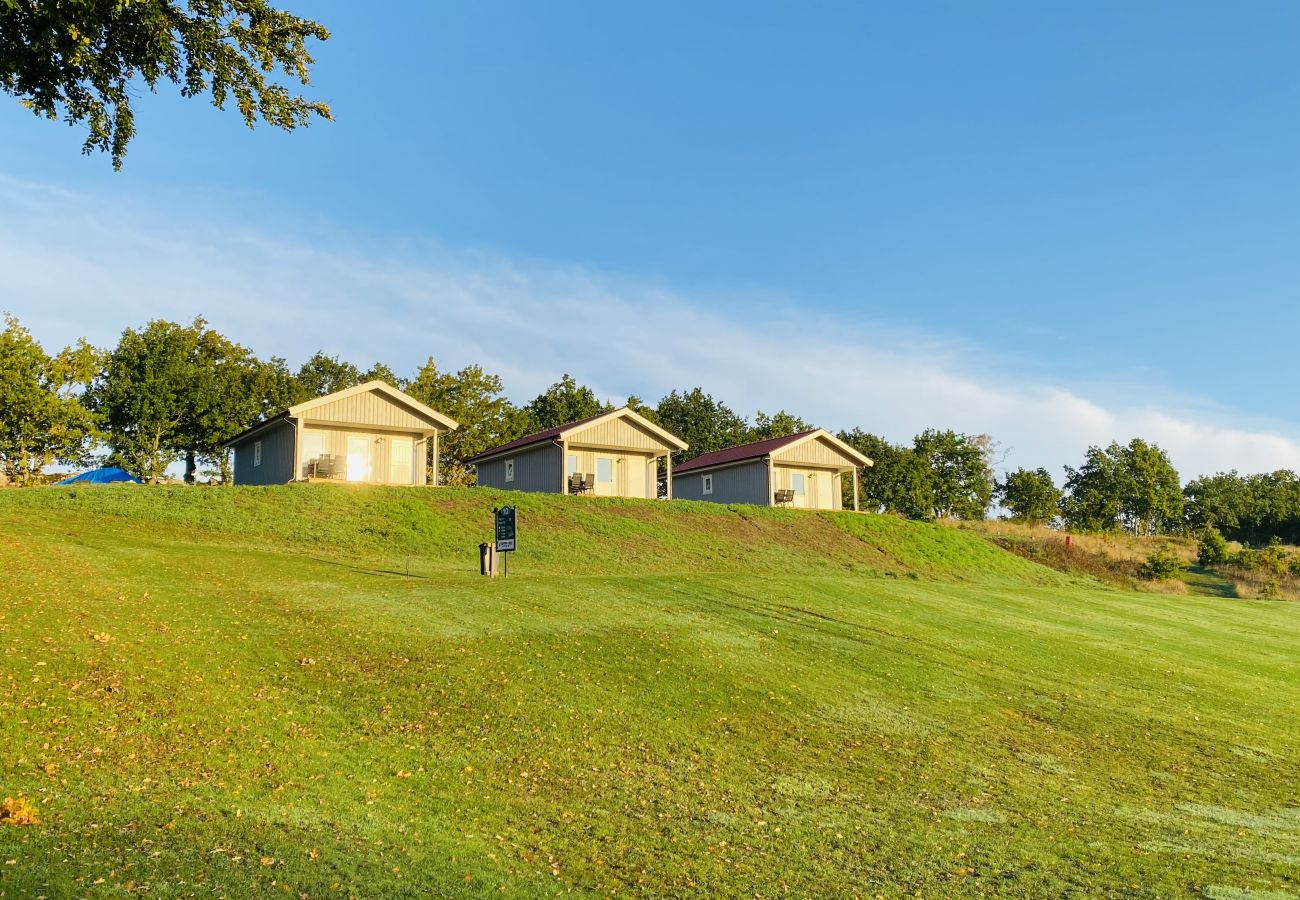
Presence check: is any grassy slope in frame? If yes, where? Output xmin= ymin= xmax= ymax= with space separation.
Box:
xmin=0 ymin=486 xmax=1297 ymax=898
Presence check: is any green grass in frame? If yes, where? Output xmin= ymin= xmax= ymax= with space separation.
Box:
xmin=0 ymin=486 xmax=1298 ymax=897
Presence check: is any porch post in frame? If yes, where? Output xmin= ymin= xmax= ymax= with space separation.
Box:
xmin=665 ymin=453 xmax=673 ymax=500
xmin=431 ymin=430 xmax=439 ymax=486
xmin=853 ymin=467 xmax=861 ymax=513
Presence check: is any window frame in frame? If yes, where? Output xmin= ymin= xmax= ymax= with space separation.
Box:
xmin=505 ymin=458 xmax=515 ymax=483
xmin=702 ymin=473 xmax=713 ymax=495
xmin=791 ymin=473 xmax=806 ymax=495
xmin=596 ymin=457 xmax=614 ymax=483
xmin=253 ymin=440 xmax=262 ymax=467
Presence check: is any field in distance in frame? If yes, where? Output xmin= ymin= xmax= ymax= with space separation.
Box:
xmin=1 ymin=485 xmax=1297 ymax=897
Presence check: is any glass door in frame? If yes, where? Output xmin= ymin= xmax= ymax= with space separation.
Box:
xmin=346 ymin=436 xmax=371 ymax=482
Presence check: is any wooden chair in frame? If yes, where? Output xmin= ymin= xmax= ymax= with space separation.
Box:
xmin=774 ymin=489 xmax=795 ymax=506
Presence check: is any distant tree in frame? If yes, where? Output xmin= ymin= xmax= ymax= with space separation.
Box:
xmin=525 ymin=374 xmax=610 ymax=431
xmin=1184 ymin=471 xmax=1252 ymax=536
xmin=1122 ymin=438 xmax=1184 ymax=535
xmin=92 ymin=319 xmax=202 ymax=482
xmin=839 ymin=430 xmax=932 ymax=519
xmin=1061 ymin=445 xmax=1124 ymax=532
xmin=291 ymin=352 xmax=362 ymax=402
xmin=1062 ymin=439 xmax=1182 ymax=535
xmin=654 ymin=388 xmax=751 ymax=465
xmin=623 ymin=395 xmax=658 ymax=422
xmin=92 ymin=317 xmax=267 ymax=483
xmin=405 ymin=357 xmax=530 ymax=485
xmin=997 ymin=467 xmax=1062 ymax=524
xmin=1246 ymin=471 xmax=1300 ymax=546
xmin=912 ymin=429 xmax=994 ymax=520
xmin=0 ymin=314 xmax=98 ymax=485
xmin=0 ymin=0 xmax=331 ymax=169
xmin=362 ymin=362 xmax=403 ymax=388
xmin=749 ymin=409 xmax=814 ymax=442
xmin=180 ymin=325 xmax=268 ymax=483
xmin=253 ymin=356 xmax=300 ymax=417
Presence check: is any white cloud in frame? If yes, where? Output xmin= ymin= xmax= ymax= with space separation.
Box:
xmin=2 ymin=172 xmax=1298 ymax=481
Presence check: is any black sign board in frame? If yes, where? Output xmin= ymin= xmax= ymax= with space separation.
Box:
xmin=494 ymin=506 xmax=516 ymax=552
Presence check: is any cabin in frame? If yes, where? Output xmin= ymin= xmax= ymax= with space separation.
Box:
xmin=672 ymin=429 xmax=872 ymax=511
xmin=221 ymin=381 xmax=458 ymax=486
xmin=467 ymin=407 xmax=688 ymax=498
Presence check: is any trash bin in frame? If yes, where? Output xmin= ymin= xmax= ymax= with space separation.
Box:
xmin=479 ymin=542 xmax=495 ymax=576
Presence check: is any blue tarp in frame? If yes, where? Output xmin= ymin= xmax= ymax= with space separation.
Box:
xmin=55 ymin=467 xmax=141 ymax=485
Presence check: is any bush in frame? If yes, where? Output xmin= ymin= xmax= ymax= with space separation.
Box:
xmin=1289 ymin=557 xmax=1300 ymax=577
xmin=1259 ymin=539 xmax=1291 ymax=576
xmin=1196 ymin=528 xmax=1229 ymax=567
xmin=1228 ymin=548 xmax=1259 ymax=571
xmin=1137 ymin=546 xmax=1182 ymax=581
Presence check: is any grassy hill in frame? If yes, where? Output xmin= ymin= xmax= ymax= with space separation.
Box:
xmin=1 ymin=486 xmax=1297 ymax=898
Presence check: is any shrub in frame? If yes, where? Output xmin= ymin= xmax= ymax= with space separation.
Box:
xmin=1137 ymin=546 xmax=1182 ymax=581
xmin=1261 ymin=579 xmax=1281 ymax=600
xmin=1289 ymin=557 xmax=1300 ymax=577
xmin=1228 ymin=548 xmax=1259 ymax=571
xmin=1259 ymin=539 xmax=1290 ymax=576
xmin=1196 ymin=528 xmax=1229 ymax=567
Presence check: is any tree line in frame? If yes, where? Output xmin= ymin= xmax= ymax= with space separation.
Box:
xmin=3 ymin=313 xmax=1299 ymax=545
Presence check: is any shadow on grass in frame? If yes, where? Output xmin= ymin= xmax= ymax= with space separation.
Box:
xmin=1182 ymin=566 xmax=1239 ymax=599
xmin=305 ymin=554 xmax=434 ymax=580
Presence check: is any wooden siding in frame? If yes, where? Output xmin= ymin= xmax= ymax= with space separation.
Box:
xmin=772 ymin=463 xmax=843 ymax=510
xmin=233 ymin=420 xmax=296 ymax=485
xmin=673 ymin=459 xmax=770 ymax=506
xmin=305 ymin=388 xmax=435 ymax=431
xmin=569 ymin=415 xmax=675 ymax=453
xmin=773 ymin=434 xmax=858 ymax=469
xmin=477 ymin=442 xmax=564 ymax=493
xmin=300 ymin=425 xmax=426 ymax=485
xmin=564 ymin=448 xmax=657 ymax=499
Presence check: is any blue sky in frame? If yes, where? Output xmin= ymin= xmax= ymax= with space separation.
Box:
xmin=2 ymin=1 xmax=1299 ymax=477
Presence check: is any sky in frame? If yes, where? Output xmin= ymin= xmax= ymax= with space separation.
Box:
xmin=2 ymin=1 xmax=1300 ymax=480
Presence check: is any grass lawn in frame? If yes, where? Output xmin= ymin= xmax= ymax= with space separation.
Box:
xmin=1 ymin=486 xmax=1298 ymax=897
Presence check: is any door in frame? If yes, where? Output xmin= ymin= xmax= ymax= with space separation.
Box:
xmin=790 ymin=472 xmax=809 ymax=508
xmin=812 ymin=471 xmax=834 ymax=509
xmin=594 ymin=456 xmax=616 ymax=496
xmin=346 ymin=436 xmax=371 ymax=482
xmin=389 ymin=437 xmax=414 ymax=485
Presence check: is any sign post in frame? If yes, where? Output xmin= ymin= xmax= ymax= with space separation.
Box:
xmin=494 ymin=506 xmax=516 ymax=577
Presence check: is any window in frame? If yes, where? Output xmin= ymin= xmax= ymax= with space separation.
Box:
xmin=505 ymin=459 xmax=515 ymax=483
xmin=303 ymin=432 xmax=326 ymax=460
xmin=702 ymin=474 xmax=713 ymax=495
xmin=567 ymin=454 xmax=579 ymax=476
xmin=596 ymin=458 xmax=613 ymax=483
xmin=791 ymin=473 xmax=805 ymax=495
xmin=253 ymin=440 xmax=262 ymax=467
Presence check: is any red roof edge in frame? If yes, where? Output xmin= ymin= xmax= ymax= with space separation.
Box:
xmin=674 ymin=430 xmax=819 ymax=474
xmin=463 ymin=410 xmax=613 ymax=464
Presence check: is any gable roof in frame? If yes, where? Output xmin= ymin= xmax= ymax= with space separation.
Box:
xmin=220 ymin=381 xmax=457 ymax=448
xmin=675 ymin=428 xmax=872 ymax=474
xmin=465 ymin=406 xmax=687 ymax=464
xmin=289 ymin=380 xmax=459 ymax=431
